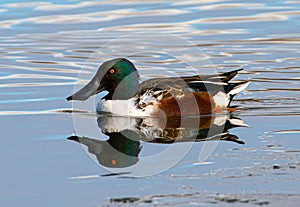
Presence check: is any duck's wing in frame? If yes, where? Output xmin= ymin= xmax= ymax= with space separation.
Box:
xmin=181 ymin=68 xmax=243 ymax=83
xmin=137 ymin=69 xmax=244 ymax=96
xmin=182 ymin=68 xmax=244 ymax=91
xmin=138 ymin=77 xmax=192 ymax=96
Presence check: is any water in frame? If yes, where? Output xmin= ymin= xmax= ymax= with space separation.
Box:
xmin=1 ymin=0 xmax=300 ymax=206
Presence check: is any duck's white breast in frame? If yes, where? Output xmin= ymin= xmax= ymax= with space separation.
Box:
xmin=96 ymin=98 xmax=150 ymax=117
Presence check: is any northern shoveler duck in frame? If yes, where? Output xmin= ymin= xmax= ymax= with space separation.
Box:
xmin=66 ymin=58 xmax=249 ymax=116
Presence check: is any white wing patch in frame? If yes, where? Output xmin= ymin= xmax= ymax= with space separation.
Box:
xmin=212 ymin=91 xmax=229 ymax=108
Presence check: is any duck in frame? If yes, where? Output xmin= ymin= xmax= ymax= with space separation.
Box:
xmin=66 ymin=58 xmax=249 ymax=117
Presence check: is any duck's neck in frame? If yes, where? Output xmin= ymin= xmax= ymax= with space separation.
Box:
xmin=104 ymin=72 xmax=139 ymax=100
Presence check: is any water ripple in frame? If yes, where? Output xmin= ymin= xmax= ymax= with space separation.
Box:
xmin=0 ymin=0 xmax=299 ymax=117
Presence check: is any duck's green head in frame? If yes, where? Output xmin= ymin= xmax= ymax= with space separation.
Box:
xmin=67 ymin=58 xmax=139 ymax=101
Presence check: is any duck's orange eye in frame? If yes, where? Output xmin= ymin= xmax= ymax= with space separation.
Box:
xmin=109 ymin=68 xmax=115 ymax=74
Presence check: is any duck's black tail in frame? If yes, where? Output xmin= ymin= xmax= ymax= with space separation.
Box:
xmin=224 ymin=80 xmax=250 ymax=107
xmin=218 ymin=68 xmax=243 ymax=83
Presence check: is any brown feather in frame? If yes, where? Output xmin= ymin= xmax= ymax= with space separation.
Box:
xmin=150 ymin=92 xmax=215 ymax=117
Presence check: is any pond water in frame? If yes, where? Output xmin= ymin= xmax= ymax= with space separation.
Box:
xmin=0 ymin=0 xmax=300 ymax=206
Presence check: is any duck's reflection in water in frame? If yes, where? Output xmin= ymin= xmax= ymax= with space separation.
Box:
xmin=68 ymin=115 xmax=248 ymax=168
